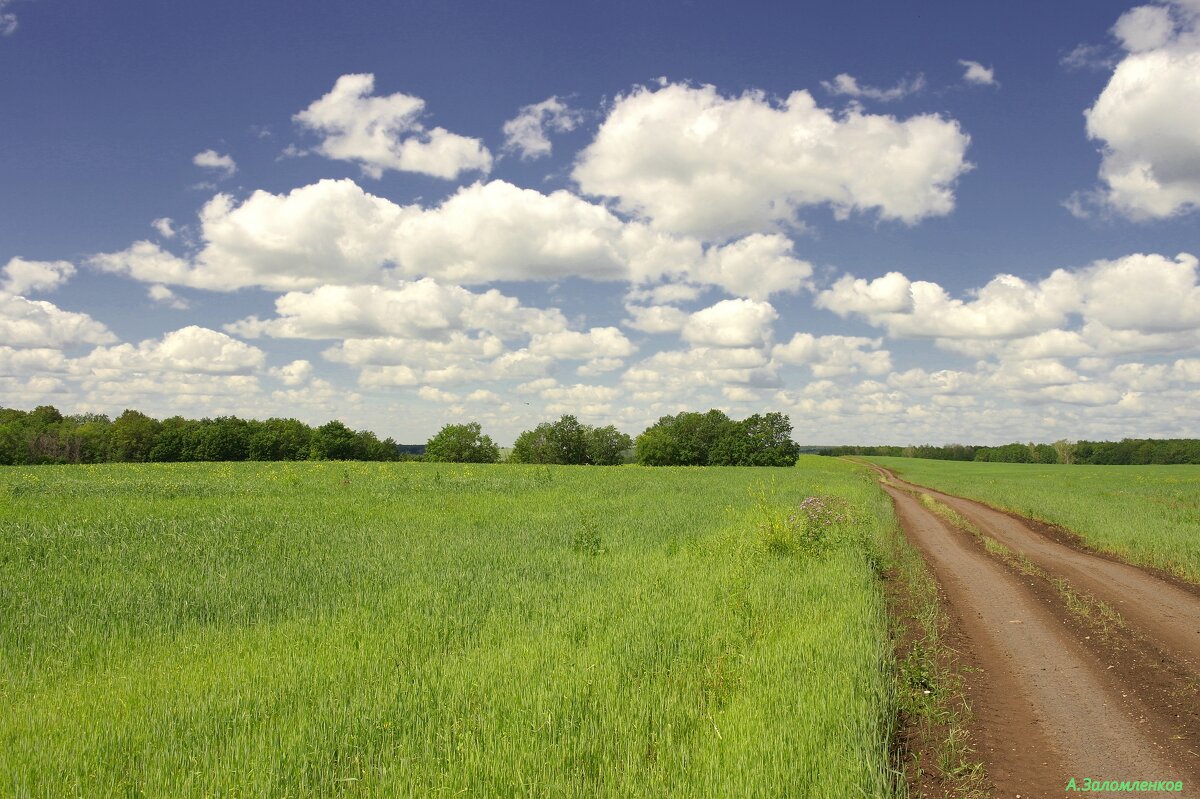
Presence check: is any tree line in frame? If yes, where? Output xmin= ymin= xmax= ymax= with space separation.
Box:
xmin=820 ymin=438 xmax=1200 ymax=466
xmin=425 ymin=410 xmax=801 ymax=467
xmin=1 ymin=405 xmax=804 ymax=467
xmin=0 ymin=406 xmax=399 ymax=465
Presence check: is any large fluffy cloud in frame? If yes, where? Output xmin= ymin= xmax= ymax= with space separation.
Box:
xmin=226 ymin=281 xmax=636 ymax=392
xmin=0 ymin=292 xmax=115 ymax=348
xmin=91 ymin=179 xmax=815 ymax=298
xmin=817 ymin=252 xmax=1198 ymax=347
xmin=2 ymin=258 xmax=75 ymax=294
xmin=1080 ymin=1 xmax=1200 ymax=218
xmin=226 ymin=280 xmax=566 ymax=341
xmin=817 ymin=270 xmax=1080 ymax=339
xmin=76 ymin=326 xmax=265 ymax=376
xmin=573 ymin=82 xmax=971 ymax=238
xmin=681 ymin=299 xmax=778 ymax=348
xmin=294 ymin=73 xmax=493 ymax=180
xmin=772 ymin=334 xmax=892 ymax=377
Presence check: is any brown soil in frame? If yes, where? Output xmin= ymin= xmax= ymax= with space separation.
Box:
xmin=872 ymin=465 xmax=1200 ymax=798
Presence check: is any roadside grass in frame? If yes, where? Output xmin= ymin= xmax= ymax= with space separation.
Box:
xmin=870 ymin=458 xmax=1200 ymax=584
xmin=2 ymin=457 xmax=899 ymax=798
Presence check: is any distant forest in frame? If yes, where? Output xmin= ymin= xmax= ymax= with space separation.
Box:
xmin=0 ymin=406 xmax=401 ymax=465
xmin=821 ymin=439 xmax=1200 ymax=466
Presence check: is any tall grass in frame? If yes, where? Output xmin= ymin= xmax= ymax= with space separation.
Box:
xmin=2 ymin=457 xmax=898 ymax=797
xmin=869 ymin=457 xmax=1200 ymax=583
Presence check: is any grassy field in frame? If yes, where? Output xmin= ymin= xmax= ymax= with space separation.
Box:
xmin=2 ymin=457 xmax=901 ymax=798
xmin=867 ymin=457 xmax=1200 ymax=583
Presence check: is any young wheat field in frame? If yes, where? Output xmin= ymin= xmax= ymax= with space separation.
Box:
xmin=869 ymin=457 xmax=1200 ymax=583
xmin=2 ymin=457 xmax=900 ymax=798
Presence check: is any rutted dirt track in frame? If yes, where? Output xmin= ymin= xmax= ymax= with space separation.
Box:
xmin=873 ymin=464 xmax=1200 ymax=798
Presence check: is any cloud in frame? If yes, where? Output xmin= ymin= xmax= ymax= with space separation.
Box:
xmin=681 ymin=299 xmax=777 ymax=348
xmin=1081 ymin=251 xmax=1200 ymax=330
xmin=0 ymin=292 xmax=116 ymax=348
xmin=1060 ymin=43 xmax=1118 ymax=71
xmin=147 ymin=284 xmax=189 ymax=310
xmin=577 ymin=358 xmax=624 ymax=376
xmin=771 ymin=333 xmax=892 ymax=376
xmin=1080 ymin=1 xmax=1200 ymax=218
xmin=624 ymin=346 xmax=778 ymax=394
xmin=193 ymin=149 xmax=237 ymax=178
xmin=417 ymin=385 xmax=459 ymax=404
xmin=817 ymin=269 xmax=1079 ymax=339
xmin=0 ymin=346 xmax=69 ymax=376
xmin=822 ymin=73 xmax=926 ymax=102
xmin=527 ymin=327 xmax=635 ymax=360
xmin=76 ymin=326 xmax=264 ymax=376
xmin=623 ymin=304 xmax=689 ymax=333
xmin=958 ymin=60 xmax=997 ymax=86
xmin=694 ymin=234 xmax=813 ymax=300
xmin=502 ymin=96 xmax=584 ymax=160
xmin=819 ymin=252 xmax=1200 ymax=360
xmin=294 ymin=73 xmax=492 ymax=180
xmin=269 ymin=359 xmax=314 ymax=386
xmin=152 ymin=218 xmax=175 ymax=238
xmin=0 ymin=0 xmax=16 ymax=36
xmin=91 ymin=178 xmax=816 ymax=298
xmin=91 ymin=181 xmax=407 ymax=291
xmin=325 ymin=332 xmax=507 ymax=368
xmin=227 ymin=280 xmax=566 ymax=341
xmin=1113 ymin=4 xmax=1176 ymax=51
xmin=2 ymin=257 xmax=75 ymax=294
xmin=573 ymin=81 xmax=971 ymax=238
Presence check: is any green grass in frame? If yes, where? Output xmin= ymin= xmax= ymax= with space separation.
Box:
xmin=2 ymin=457 xmax=900 ymax=798
xmin=868 ymin=457 xmax=1200 ymax=583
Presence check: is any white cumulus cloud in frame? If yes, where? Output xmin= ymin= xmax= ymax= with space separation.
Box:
xmin=573 ymin=81 xmax=971 ymax=238
xmin=294 ymin=73 xmax=493 ymax=180
xmin=90 ymin=178 xmax=818 ymax=298
xmin=227 ymin=280 xmax=566 ymax=341
xmin=1079 ymin=1 xmax=1200 ymax=218
xmin=193 ymin=149 xmax=237 ymax=178
xmin=2 ymin=257 xmax=75 ymax=294
xmin=682 ymin=299 xmax=778 ymax=348
xmin=958 ymin=60 xmax=997 ymax=86
xmin=0 ymin=292 xmax=116 ymax=348
xmin=772 ymin=333 xmax=892 ymax=376
xmin=75 ymin=326 xmax=265 ymax=376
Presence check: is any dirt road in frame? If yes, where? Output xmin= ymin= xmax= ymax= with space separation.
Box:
xmin=874 ymin=464 xmax=1200 ymax=798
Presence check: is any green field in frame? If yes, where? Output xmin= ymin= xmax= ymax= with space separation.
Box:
xmin=2 ymin=457 xmax=901 ymax=798
xmin=868 ymin=457 xmax=1200 ymax=583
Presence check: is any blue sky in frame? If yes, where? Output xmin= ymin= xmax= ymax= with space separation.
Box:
xmin=2 ymin=0 xmax=1198 ymax=444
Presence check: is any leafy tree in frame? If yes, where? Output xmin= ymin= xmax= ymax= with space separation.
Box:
xmin=310 ymin=420 xmax=364 ymax=460
xmin=248 ymin=418 xmax=313 ymax=461
xmin=739 ymin=412 xmax=801 ymax=466
xmin=510 ymin=423 xmax=555 ymax=464
xmin=193 ymin=417 xmax=252 ymax=461
xmin=586 ymin=425 xmax=633 ymax=466
xmin=636 ymin=410 xmax=736 ymax=466
xmin=426 ymin=422 xmax=500 ymax=463
xmin=511 ymin=415 xmax=626 ymax=465
xmin=636 ymin=410 xmax=798 ymax=467
xmin=109 ymin=409 xmax=161 ymax=462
